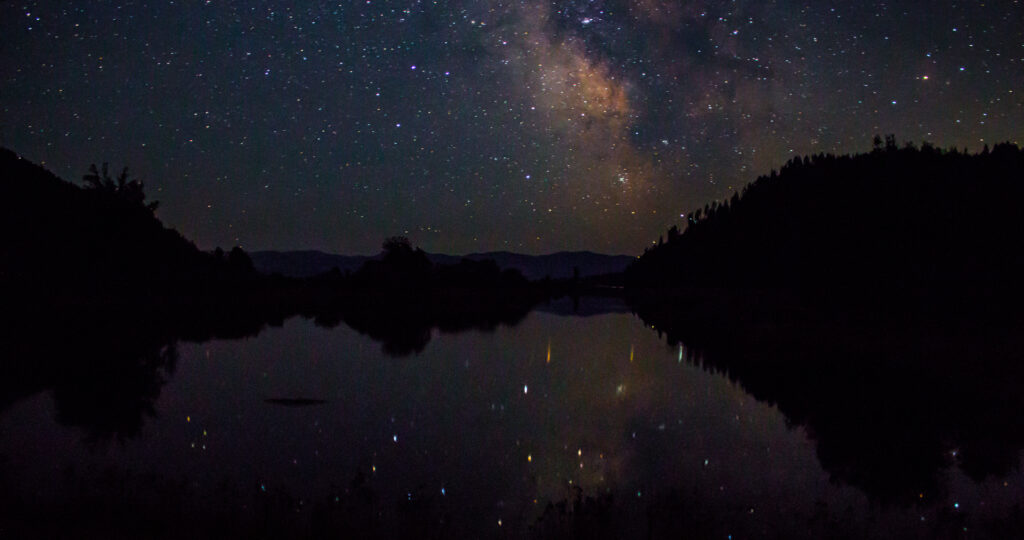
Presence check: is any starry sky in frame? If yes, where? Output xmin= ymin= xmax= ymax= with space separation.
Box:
xmin=2 ymin=1 xmax=1022 ymax=255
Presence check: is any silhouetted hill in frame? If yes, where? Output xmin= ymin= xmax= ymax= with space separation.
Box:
xmin=626 ymin=139 xmax=1024 ymax=321
xmin=0 ymin=147 xmax=255 ymax=306
xmin=252 ymin=249 xmax=635 ymax=281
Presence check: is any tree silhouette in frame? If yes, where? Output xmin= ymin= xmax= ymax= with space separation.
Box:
xmin=83 ymin=162 xmax=159 ymax=212
xmin=382 ymin=235 xmax=414 ymax=257
xmin=228 ymin=246 xmax=254 ymax=272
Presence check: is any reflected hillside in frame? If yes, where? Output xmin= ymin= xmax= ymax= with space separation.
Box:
xmin=0 ymin=289 xmax=541 ymax=440
xmin=0 ymin=300 xmax=277 ymax=443
xmin=1 ymin=311 xmax=177 ymax=444
xmin=630 ymin=299 xmax=1024 ymax=503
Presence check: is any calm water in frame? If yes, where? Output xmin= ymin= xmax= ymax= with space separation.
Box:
xmin=2 ymin=299 xmax=1023 ymax=538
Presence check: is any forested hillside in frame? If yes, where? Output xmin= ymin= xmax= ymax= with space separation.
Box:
xmin=626 ymin=139 xmax=1024 ymax=319
xmin=0 ymin=148 xmax=255 ymax=306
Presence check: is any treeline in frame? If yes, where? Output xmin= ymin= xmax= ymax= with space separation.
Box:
xmin=626 ymin=138 xmax=1024 ymax=320
xmin=309 ymin=235 xmax=529 ymax=293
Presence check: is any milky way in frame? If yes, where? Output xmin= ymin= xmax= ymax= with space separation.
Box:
xmin=2 ymin=1 xmax=1022 ymax=254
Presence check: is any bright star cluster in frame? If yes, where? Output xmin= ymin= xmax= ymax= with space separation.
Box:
xmin=2 ymin=1 xmax=1022 ymax=254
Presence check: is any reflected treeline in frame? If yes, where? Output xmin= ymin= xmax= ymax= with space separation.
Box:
xmin=292 ymin=236 xmax=546 ymax=356
xmin=0 ymin=286 xmax=543 ymax=441
xmin=0 ymin=298 xmax=283 ymax=443
xmin=0 ymin=314 xmax=176 ymax=444
xmin=303 ymin=291 xmax=538 ymax=357
xmin=629 ymin=295 xmax=1024 ymax=504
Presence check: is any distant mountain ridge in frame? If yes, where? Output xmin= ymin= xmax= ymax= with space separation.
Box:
xmin=251 ymin=249 xmax=635 ymax=281
xmin=248 ymin=250 xmax=372 ymax=278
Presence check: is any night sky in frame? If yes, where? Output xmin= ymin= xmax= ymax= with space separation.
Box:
xmin=2 ymin=1 xmax=1022 ymax=255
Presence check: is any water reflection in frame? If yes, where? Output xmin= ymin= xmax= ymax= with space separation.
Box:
xmin=305 ymin=292 xmax=537 ymax=357
xmin=0 ymin=312 xmax=178 ymax=444
xmin=630 ymin=299 xmax=1024 ymax=504
xmin=0 ymin=293 xmax=538 ymax=443
xmin=1 ymin=298 xmax=1024 ymax=537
